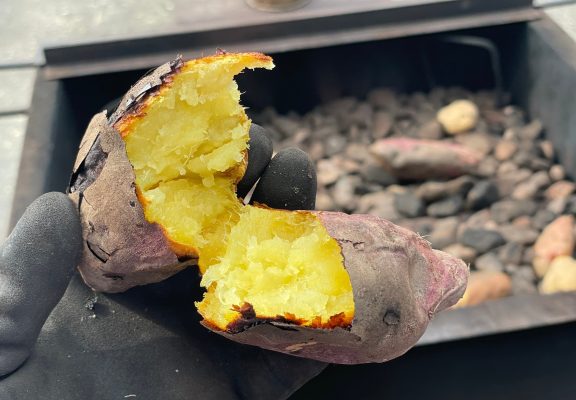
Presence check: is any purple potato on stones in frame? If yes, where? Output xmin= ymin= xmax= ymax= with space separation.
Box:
xmin=370 ymin=137 xmax=481 ymax=180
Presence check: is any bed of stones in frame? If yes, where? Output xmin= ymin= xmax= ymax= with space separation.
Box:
xmin=253 ymin=87 xmax=576 ymax=307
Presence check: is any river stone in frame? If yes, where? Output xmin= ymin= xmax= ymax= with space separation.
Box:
xmin=466 ymin=180 xmax=499 ymax=210
xmin=394 ymin=192 xmax=426 ymax=218
xmin=460 ymin=228 xmax=505 ymax=253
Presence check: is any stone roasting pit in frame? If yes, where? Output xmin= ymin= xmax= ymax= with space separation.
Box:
xmin=253 ymin=87 xmax=576 ymax=307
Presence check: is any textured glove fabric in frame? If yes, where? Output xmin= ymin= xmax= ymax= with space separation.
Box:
xmin=236 ymin=124 xmax=274 ymax=199
xmin=0 ymin=192 xmax=82 ymax=376
xmin=252 ymin=148 xmax=317 ymax=211
xmin=0 ymin=125 xmax=325 ymax=399
xmin=0 ymin=270 xmax=326 ymax=399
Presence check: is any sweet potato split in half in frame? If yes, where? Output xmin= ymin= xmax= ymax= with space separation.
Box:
xmin=115 ymin=54 xmax=354 ymax=331
xmin=69 ymin=53 xmax=468 ymax=364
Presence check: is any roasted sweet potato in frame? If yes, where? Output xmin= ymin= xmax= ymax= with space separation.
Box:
xmin=68 ymin=53 xmax=468 ymax=364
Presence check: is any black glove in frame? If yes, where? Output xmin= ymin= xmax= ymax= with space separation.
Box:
xmin=0 ymin=124 xmax=323 ymax=400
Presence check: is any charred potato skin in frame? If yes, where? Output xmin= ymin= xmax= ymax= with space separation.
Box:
xmin=68 ymin=54 xmax=271 ymax=293
xmin=213 ymin=212 xmax=468 ymax=364
xmin=68 ymin=59 xmax=191 ymax=293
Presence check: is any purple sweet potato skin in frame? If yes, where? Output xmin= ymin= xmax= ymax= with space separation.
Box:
xmin=68 ymin=113 xmax=188 ymax=293
xmin=214 ymin=212 xmax=468 ymax=364
xmin=68 ymin=59 xmax=193 ymax=293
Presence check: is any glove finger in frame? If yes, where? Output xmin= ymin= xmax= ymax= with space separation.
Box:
xmin=237 ymin=123 xmax=273 ymax=199
xmin=238 ymin=349 xmax=327 ymax=400
xmin=251 ymin=147 xmax=317 ymax=211
xmin=0 ymin=192 xmax=82 ymax=376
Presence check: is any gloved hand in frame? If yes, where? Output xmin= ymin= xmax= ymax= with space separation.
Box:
xmin=0 ymin=124 xmax=325 ymax=400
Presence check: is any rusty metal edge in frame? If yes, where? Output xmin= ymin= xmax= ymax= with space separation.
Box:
xmin=42 ymin=6 xmax=541 ymax=80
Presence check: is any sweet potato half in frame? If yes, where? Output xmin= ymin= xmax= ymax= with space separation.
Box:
xmin=68 ymin=53 xmax=468 ymax=364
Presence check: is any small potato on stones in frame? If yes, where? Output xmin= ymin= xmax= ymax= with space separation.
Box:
xmin=540 ymin=256 xmax=576 ymax=294
xmin=437 ymin=99 xmax=479 ymax=134
xmin=454 ymin=271 xmax=511 ymax=308
xmin=68 ymin=53 xmax=468 ymax=364
xmin=533 ymin=215 xmax=575 ymax=278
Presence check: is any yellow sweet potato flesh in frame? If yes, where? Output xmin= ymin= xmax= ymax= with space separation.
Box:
xmin=118 ymin=54 xmax=354 ymax=331
xmin=198 ymin=207 xmax=354 ymax=330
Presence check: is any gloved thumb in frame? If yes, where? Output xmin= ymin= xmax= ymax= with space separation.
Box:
xmin=0 ymin=192 xmax=82 ymax=376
